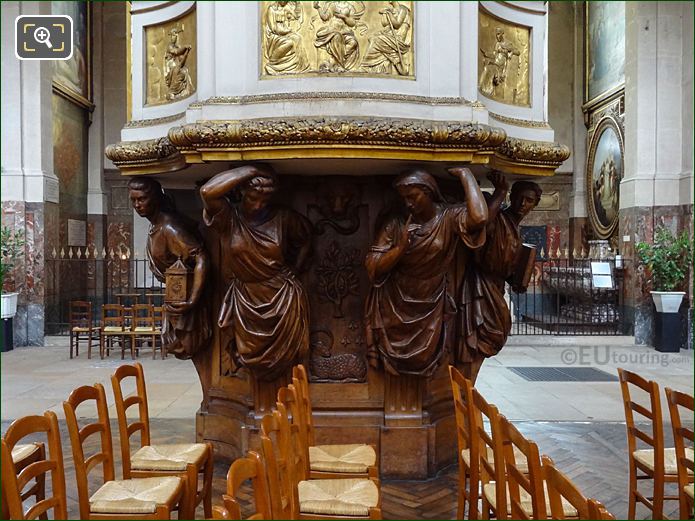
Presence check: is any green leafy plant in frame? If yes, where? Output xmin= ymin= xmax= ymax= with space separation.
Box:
xmin=635 ymin=226 xmax=693 ymax=292
xmin=1 ymin=225 xmax=25 ymax=292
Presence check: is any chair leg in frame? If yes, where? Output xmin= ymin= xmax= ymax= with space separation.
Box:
xmin=152 ymin=335 xmax=157 ymax=359
xmin=69 ymin=332 xmax=74 ymax=359
xmin=469 ymin=461 xmax=480 ymax=520
xmin=75 ymin=334 xmax=79 ymax=357
xmin=652 ymin=473 xmax=664 ymax=520
xmin=457 ymin=462 xmax=468 ymax=520
xmin=99 ymin=334 xmax=104 ymax=359
xmin=627 ymin=463 xmax=637 ymax=520
xmin=130 ymin=336 xmax=136 ymax=359
xmin=184 ymin=465 xmax=198 ymax=519
xmin=87 ymin=333 xmax=92 ymax=359
xmin=203 ymin=444 xmax=213 ymax=518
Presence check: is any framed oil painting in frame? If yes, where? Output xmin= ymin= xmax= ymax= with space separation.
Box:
xmin=52 ymin=0 xmax=91 ymax=107
xmin=586 ymin=116 xmax=623 ymax=239
xmin=584 ymin=1 xmax=625 ymax=109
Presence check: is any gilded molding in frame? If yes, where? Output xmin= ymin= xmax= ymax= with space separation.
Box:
xmin=168 ymin=117 xmax=506 ymax=150
xmin=496 ymin=137 xmax=570 ymax=165
xmin=202 ymin=92 xmax=473 ymax=106
xmin=105 ymin=137 xmax=186 ymax=174
xmin=124 ymin=112 xmax=186 ymax=129
xmin=488 ymin=112 xmax=551 ymax=129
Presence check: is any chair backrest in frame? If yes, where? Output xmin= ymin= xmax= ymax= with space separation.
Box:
xmin=277 ymin=382 xmax=311 ymax=480
xmin=102 ymin=303 xmax=125 ymax=328
xmin=63 ymin=383 xmax=116 ymax=520
xmin=131 ymin=304 xmax=155 ymax=330
xmin=1 ymin=412 xmax=68 ymax=520
xmin=500 ymin=416 xmax=545 ymax=520
xmin=260 ymin=403 xmax=298 ymax=520
xmin=110 ymin=362 xmax=151 ymax=478
xmin=543 ymin=455 xmax=593 ymax=519
xmin=69 ymin=301 xmax=93 ymax=329
xmin=153 ymin=306 xmax=164 ymax=329
xmin=471 ymin=388 xmax=507 ymax=519
xmin=617 ymin=368 xmax=664 ymax=471
xmin=449 ymin=366 xmax=474 ymax=459
xmin=292 ymin=365 xmax=315 ymax=445
xmin=588 ymin=499 xmax=616 ymax=520
xmin=665 ymin=388 xmax=695 ymax=495
xmin=223 ymin=450 xmax=272 ymax=520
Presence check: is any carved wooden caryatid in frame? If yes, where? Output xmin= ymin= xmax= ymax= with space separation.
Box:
xmin=459 ymin=173 xmax=542 ymax=382
xmin=200 ymin=165 xmax=312 ymax=382
xmin=364 ymin=167 xmax=488 ymax=377
xmin=127 ymin=177 xmax=211 ymax=359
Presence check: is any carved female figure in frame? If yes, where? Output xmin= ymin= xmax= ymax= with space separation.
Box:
xmin=164 ymin=27 xmax=193 ymax=100
xmin=200 ymin=165 xmax=312 ymax=381
xmin=479 ymin=27 xmax=520 ymax=98
xmin=365 ymin=167 xmax=488 ymax=376
xmin=459 ymin=174 xmax=541 ymax=382
xmin=127 ymin=177 xmax=210 ymax=359
xmin=313 ymin=1 xmax=363 ymax=71
xmin=360 ymin=1 xmax=411 ymax=76
xmin=263 ymin=1 xmax=309 ymax=75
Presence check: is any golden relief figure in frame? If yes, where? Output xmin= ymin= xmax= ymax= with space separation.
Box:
xmin=145 ymin=9 xmax=197 ymax=106
xmin=478 ymin=10 xmax=529 ymax=107
xmin=260 ymin=1 xmax=414 ymax=79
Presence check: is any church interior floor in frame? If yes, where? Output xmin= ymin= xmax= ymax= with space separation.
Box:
xmin=2 ymin=336 xmax=692 ymax=519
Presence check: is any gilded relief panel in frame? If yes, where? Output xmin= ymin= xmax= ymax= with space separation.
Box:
xmin=145 ymin=8 xmax=197 ymax=106
xmin=478 ymin=9 xmax=530 ymax=107
xmin=260 ymin=1 xmax=414 ymax=78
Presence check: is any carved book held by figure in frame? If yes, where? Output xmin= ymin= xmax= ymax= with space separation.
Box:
xmin=510 ymin=243 xmax=536 ymax=290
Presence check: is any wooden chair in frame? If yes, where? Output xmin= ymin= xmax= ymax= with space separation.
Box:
xmin=449 ymin=364 xmax=480 ymax=520
xmin=219 ymin=450 xmax=271 ymax=519
xmin=261 ymin=401 xmax=382 ymax=520
xmin=1 ymin=411 xmax=67 ymax=520
xmin=153 ymin=306 xmax=165 ymax=358
xmin=618 ymin=368 xmax=680 ymax=519
xmin=543 ymin=455 xmax=613 ymax=519
xmin=665 ymin=387 xmax=695 ymax=520
xmin=473 ymin=388 xmax=509 ymax=520
xmin=100 ymin=304 xmax=131 ymax=359
xmin=131 ymin=304 xmax=162 ymax=359
xmin=500 ymin=416 xmax=578 ymax=520
xmin=63 ymin=383 xmax=185 ymax=520
xmin=111 ymin=363 xmax=213 ymax=519
xmin=291 ymin=365 xmax=379 ymax=479
xmin=69 ymin=300 xmax=100 ymax=359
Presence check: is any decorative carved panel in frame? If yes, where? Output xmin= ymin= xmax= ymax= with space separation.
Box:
xmin=478 ymin=8 xmax=530 ymax=107
xmin=145 ymin=7 xmax=197 ymax=105
xmin=260 ymin=1 xmax=414 ymax=78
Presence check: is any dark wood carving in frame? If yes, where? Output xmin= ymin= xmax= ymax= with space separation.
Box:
xmin=200 ymin=165 xmax=312 ymax=382
xmin=364 ymin=167 xmax=488 ymax=377
xmin=309 ymin=329 xmax=367 ymax=382
xmin=128 ymin=177 xmax=211 ymax=360
xmin=458 ymin=173 xmax=542 ymax=382
xmin=316 ymin=241 xmax=360 ymax=318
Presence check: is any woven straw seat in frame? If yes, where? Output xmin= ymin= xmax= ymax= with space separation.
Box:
xmin=10 ymin=443 xmax=40 ymax=463
xmin=462 ymin=446 xmax=529 ymax=474
xmin=133 ymin=326 xmax=156 ymax=333
xmin=685 ymin=484 xmax=694 ymax=500
xmin=72 ymin=326 xmax=98 ymax=332
xmin=484 ymin=481 xmax=579 ymax=518
xmin=131 ymin=443 xmax=208 ymax=471
xmin=103 ymin=326 xmax=125 ymax=333
xmin=633 ymin=447 xmax=694 ymax=475
xmin=309 ymin=444 xmax=377 ymax=474
xmin=298 ymin=478 xmax=379 ymax=517
xmin=90 ymin=476 xmax=182 ymax=514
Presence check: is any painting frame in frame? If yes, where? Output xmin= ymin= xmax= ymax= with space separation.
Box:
xmin=583 ymin=1 xmax=625 ymax=112
xmin=586 ymin=115 xmax=624 ymax=240
xmin=51 ymin=0 xmax=92 ymax=110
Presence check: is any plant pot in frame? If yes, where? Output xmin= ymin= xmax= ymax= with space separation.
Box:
xmin=1 ymin=292 xmax=18 ymax=319
xmin=651 ymin=291 xmax=686 ymax=353
xmin=651 ymin=291 xmax=686 ymax=313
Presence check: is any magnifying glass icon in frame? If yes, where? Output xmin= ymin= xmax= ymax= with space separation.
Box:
xmin=33 ymin=26 xmax=53 ymax=49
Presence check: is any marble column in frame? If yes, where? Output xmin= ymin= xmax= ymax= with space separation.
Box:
xmin=621 ymin=1 xmax=694 ymax=345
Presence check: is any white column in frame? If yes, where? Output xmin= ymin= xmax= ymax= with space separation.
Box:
xmin=569 ymin=2 xmax=586 ymax=218
xmin=88 ymin=2 xmax=107 ymax=214
xmin=622 ymin=1 xmax=687 ymax=209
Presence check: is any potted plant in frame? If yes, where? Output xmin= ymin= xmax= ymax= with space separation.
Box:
xmin=1 ymin=225 xmax=25 ymax=320
xmin=636 ymin=226 xmax=693 ymax=352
